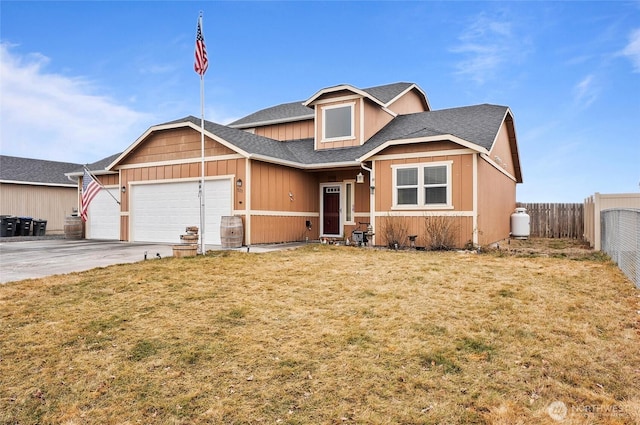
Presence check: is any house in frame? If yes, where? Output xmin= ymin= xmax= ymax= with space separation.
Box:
xmin=64 ymin=153 xmax=122 ymax=240
xmin=72 ymin=82 xmax=522 ymax=248
xmin=0 ymin=155 xmax=82 ymax=234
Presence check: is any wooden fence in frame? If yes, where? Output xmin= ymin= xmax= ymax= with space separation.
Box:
xmin=516 ymin=203 xmax=584 ymax=239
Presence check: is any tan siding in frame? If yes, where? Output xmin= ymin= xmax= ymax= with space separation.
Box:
xmin=0 ymin=183 xmax=78 ymax=234
xmin=254 ymin=119 xmax=314 ymax=141
xmin=477 ymin=158 xmax=516 ymax=245
xmin=250 ymin=215 xmax=319 ymax=244
xmin=376 ymin=215 xmax=473 ymax=248
xmin=121 ymin=128 xmax=235 ymax=165
xmin=250 ymin=161 xmax=318 ymax=213
xmin=376 ymin=141 xmax=463 ymax=155
xmin=363 ymin=100 xmax=394 ymax=141
xmin=488 ymin=122 xmax=516 ymax=177
xmin=387 ymin=89 xmax=429 ymax=114
xmin=375 ymin=152 xmax=473 ymax=212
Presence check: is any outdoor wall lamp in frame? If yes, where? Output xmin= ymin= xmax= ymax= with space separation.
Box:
xmin=370 ymin=186 xmax=375 ymax=195
xmin=356 ymin=172 xmax=364 ymax=183
xmin=121 ymin=186 xmax=126 ymax=193
xmin=236 ymin=178 xmax=243 ymax=188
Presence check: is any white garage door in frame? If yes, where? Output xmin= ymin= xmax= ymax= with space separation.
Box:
xmin=87 ymin=188 xmax=120 ymax=240
xmin=130 ymin=179 xmax=232 ymax=245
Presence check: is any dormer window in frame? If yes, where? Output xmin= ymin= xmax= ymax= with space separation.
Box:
xmin=322 ymin=103 xmax=355 ymax=142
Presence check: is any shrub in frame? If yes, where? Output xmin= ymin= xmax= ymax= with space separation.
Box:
xmin=423 ymin=215 xmax=459 ymax=250
xmin=381 ymin=215 xmax=409 ymax=249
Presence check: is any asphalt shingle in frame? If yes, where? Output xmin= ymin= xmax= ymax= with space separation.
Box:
xmin=0 ymin=156 xmax=82 ymax=185
xmin=172 ymin=103 xmax=509 ymax=167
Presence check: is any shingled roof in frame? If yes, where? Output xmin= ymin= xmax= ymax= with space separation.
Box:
xmin=229 ymin=82 xmax=424 ymax=129
xmin=229 ymin=101 xmax=313 ymax=128
xmin=154 ymin=103 xmax=510 ymax=169
xmin=0 ymin=155 xmax=81 ymax=186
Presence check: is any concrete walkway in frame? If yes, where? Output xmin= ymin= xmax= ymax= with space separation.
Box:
xmin=0 ymin=238 xmax=305 ymax=284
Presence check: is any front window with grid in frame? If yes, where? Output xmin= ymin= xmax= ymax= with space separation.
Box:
xmin=393 ymin=162 xmax=452 ymax=207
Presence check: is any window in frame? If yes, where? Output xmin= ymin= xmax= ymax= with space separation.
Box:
xmin=322 ymin=104 xmax=354 ymax=141
xmin=345 ymin=181 xmax=355 ymax=224
xmin=393 ymin=162 xmax=452 ymax=208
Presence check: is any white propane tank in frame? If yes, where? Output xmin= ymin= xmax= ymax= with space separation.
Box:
xmin=511 ymin=207 xmax=530 ymax=239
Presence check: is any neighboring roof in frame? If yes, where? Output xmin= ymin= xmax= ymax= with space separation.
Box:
xmin=229 ymin=82 xmax=430 ymax=129
xmin=112 ymin=103 xmax=513 ymax=173
xmin=0 ymin=155 xmax=81 ymax=187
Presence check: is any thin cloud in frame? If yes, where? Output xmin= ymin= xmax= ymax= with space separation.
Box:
xmin=0 ymin=43 xmax=152 ymax=163
xmin=620 ymin=28 xmax=640 ymax=72
xmin=450 ymin=13 xmax=523 ymax=84
xmin=573 ymin=74 xmax=599 ymax=108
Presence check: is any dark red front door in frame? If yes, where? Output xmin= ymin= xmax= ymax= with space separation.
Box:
xmin=323 ymin=187 xmax=340 ymax=235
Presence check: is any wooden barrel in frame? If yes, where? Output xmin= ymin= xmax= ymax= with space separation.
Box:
xmin=220 ymin=216 xmax=243 ymax=249
xmin=180 ymin=234 xmax=199 ymax=243
xmin=173 ymin=244 xmax=198 ymax=258
xmin=64 ymin=215 xmax=83 ymax=239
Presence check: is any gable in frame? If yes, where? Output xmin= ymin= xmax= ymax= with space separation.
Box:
xmin=117 ymin=127 xmax=236 ymax=167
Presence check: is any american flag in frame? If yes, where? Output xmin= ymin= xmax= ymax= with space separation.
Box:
xmin=194 ymin=15 xmax=208 ymax=76
xmin=80 ymin=168 xmax=102 ymax=222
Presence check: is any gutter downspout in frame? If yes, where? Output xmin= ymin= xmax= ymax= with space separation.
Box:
xmin=360 ymin=162 xmax=375 ymax=245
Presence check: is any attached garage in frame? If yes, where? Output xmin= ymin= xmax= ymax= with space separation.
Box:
xmin=130 ymin=178 xmax=232 ymax=245
xmin=86 ymin=187 xmax=120 ymax=240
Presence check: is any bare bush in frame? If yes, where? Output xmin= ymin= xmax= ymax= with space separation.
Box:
xmin=423 ymin=215 xmax=460 ymax=250
xmin=381 ymin=215 xmax=409 ymax=249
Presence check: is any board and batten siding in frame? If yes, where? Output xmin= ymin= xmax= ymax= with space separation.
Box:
xmin=370 ymin=142 xmax=475 ymax=248
xmin=248 ymin=160 xmax=320 ymax=244
xmin=112 ymin=127 xmax=247 ymax=242
xmin=254 ymin=120 xmax=315 ymax=141
xmin=0 ymin=183 xmax=77 ymax=234
xmin=476 ymin=156 xmax=516 ymax=246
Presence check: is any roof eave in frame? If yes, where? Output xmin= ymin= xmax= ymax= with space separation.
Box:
xmin=229 ymin=114 xmax=314 ymax=129
xmin=0 ymin=180 xmax=77 ymax=188
xmin=303 ymin=84 xmax=386 ymax=108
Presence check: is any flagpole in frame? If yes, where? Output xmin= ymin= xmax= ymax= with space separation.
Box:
xmin=199 ymin=73 xmax=205 ymax=255
xmin=195 ymin=11 xmax=208 ymax=255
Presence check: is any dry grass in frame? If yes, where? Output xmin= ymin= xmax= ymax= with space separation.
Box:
xmin=1 ymin=242 xmax=639 ymax=424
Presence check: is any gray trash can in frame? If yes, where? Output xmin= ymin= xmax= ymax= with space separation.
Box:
xmin=32 ymin=219 xmax=47 ymax=236
xmin=1 ymin=216 xmax=17 ymax=237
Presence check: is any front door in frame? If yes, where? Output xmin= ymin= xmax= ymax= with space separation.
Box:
xmin=322 ymin=185 xmax=341 ymax=236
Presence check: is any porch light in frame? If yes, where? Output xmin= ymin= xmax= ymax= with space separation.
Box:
xmin=236 ymin=178 xmax=243 ymax=188
xmin=356 ymin=172 xmax=364 ymax=183
xmin=121 ymin=186 xmax=126 ymax=193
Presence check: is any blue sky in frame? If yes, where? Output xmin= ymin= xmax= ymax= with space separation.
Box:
xmin=1 ymin=1 xmax=638 ymax=202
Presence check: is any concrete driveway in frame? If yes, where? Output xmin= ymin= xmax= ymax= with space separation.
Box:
xmin=0 ymin=239 xmax=175 ymax=284
xmin=0 ymin=238 xmax=307 ymax=284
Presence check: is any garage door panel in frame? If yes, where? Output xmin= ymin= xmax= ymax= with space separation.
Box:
xmin=87 ymin=188 xmax=120 ymax=240
xmin=131 ymin=180 xmax=231 ymax=244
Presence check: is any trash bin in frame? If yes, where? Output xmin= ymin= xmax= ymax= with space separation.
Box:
xmin=16 ymin=217 xmax=33 ymax=236
xmin=32 ymin=219 xmax=47 ymax=236
xmin=1 ymin=216 xmax=17 ymax=237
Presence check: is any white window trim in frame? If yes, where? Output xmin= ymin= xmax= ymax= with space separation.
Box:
xmin=344 ymin=180 xmax=356 ymax=225
xmin=321 ymin=102 xmax=355 ymax=143
xmin=391 ymin=161 xmax=453 ymax=210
